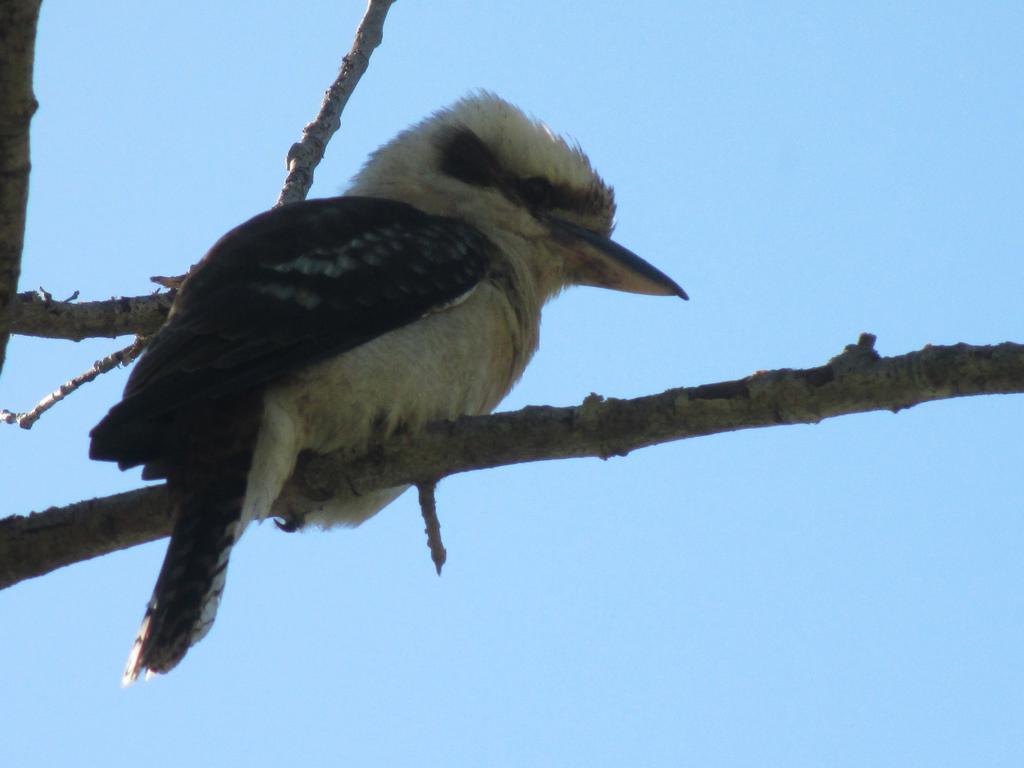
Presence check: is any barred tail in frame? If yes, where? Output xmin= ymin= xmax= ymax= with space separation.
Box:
xmin=122 ymin=433 xmax=257 ymax=684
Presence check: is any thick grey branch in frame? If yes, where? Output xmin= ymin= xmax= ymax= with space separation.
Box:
xmin=0 ymin=0 xmax=42 ymax=375
xmin=10 ymin=290 xmax=172 ymax=340
xmin=3 ymin=337 xmax=1022 ymax=590
xmin=1 ymin=487 xmax=171 ymax=590
xmin=275 ymin=0 xmax=396 ymax=207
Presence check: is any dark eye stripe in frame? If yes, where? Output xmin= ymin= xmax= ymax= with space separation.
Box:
xmin=516 ymin=176 xmax=555 ymax=209
xmin=437 ymin=126 xmax=614 ymax=226
xmin=437 ymin=127 xmax=502 ymax=188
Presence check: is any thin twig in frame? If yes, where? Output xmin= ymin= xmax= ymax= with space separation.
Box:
xmin=417 ymin=480 xmax=447 ymax=575
xmin=1 ymin=336 xmax=147 ymax=429
xmin=275 ymin=0 xmax=397 ymax=207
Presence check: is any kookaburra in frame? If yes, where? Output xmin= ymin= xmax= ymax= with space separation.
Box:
xmin=90 ymin=93 xmax=687 ymax=684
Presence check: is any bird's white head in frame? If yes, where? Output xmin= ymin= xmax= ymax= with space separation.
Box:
xmin=348 ymin=92 xmax=686 ymax=301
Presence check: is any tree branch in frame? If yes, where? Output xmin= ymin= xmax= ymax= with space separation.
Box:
xmin=2 ymin=335 xmax=148 ymax=428
xmin=3 ymin=336 xmax=1022 ymax=591
xmin=416 ymin=480 xmax=447 ymax=576
xmin=9 ymin=289 xmax=172 ymax=340
xmin=0 ymin=0 xmax=42 ymax=375
xmin=275 ymin=0 xmax=396 ymax=207
xmin=7 ymin=0 xmax=399 ymax=346
xmin=0 ymin=487 xmax=170 ymax=591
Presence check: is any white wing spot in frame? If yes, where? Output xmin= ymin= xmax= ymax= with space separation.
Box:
xmin=254 ymin=283 xmax=322 ymax=309
xmin=272 ymin=251 xmax=362 ymax=278
xmin=325 ymin=253 xmax=360 ymax=277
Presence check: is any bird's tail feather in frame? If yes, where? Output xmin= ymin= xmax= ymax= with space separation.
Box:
xmin=121 ymin=483 xmax=247 ymax=685
xmin=121 ymin=499 xmax=244 ymax=684
xmin=122 ymin=407 xmax=259 ymax=685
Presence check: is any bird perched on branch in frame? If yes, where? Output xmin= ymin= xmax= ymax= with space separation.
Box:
xmin=90 ymin=93 xmax=687 ymax=684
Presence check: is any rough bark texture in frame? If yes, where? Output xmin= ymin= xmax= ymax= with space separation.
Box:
xmin=3 ymin=336 xmax=1022 ymax=590
xmin=0 ymin=0 xmax=42 ymax=375
xmin=1 ymin=487 xmax=170 ymax=589
xmin=275 ymin=0 xmax=396 ymax=207
xmin=10 ymin=289 xmax=173 ymax=340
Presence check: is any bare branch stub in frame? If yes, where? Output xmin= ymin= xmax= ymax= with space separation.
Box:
xmin=275 ymin=0 xmax=397 ymax=207
xmin=417 ymin=480 xmax=447 ymax=576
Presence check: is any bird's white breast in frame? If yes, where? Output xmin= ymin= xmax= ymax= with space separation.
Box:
xmin=242 ymin=278 xmax=538 ymax=529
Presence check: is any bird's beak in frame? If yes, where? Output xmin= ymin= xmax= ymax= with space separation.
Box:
xmin=550 ymin=218 xmax=688 ymax=300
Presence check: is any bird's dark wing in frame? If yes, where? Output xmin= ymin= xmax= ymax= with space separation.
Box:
xmin=90 ymin=196 xmax=492 ymax=468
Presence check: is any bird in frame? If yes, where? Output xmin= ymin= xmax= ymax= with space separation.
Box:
xmin=90 ymin=93 xmax=687 ymax=684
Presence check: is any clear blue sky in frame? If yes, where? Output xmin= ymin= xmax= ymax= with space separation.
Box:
xmin=3 ymin=2 xmax=1023 ymax=765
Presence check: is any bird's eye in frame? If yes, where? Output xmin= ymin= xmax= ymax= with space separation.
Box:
xmin=519 ymin=176 xmax=555 ymax=209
